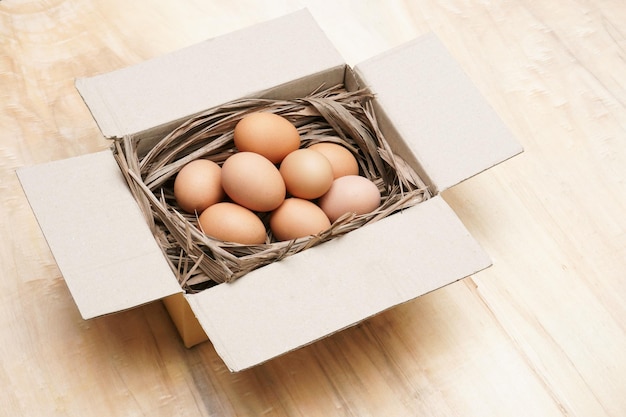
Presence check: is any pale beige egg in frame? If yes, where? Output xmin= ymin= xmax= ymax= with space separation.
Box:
xmin=173 ymin=159 xmax=224 ymax=214
xmin=270 ymin=198 xmax=331 ymax=241
xmin=221 ymin=152 xmax=286 ymax=212
xmin=198 ymin=202 xmax=267 ymax=244
xmin=308 ymin=142 xmax=359 ymax=179
xmin=279 ymin=148 xmax=334 ymax=200
xmin=233 ymin=112 xmax=301 ymax=164
xmin=318 ymin=175 xmax=381 ymax=223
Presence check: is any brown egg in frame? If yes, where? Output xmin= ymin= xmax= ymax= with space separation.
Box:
xmin=233 ymin=112 xmax=301 ymax=163
xmin=270 ymin=198 xmax=331 ymax=241
xmin=308 ymin=142 xmax=359 ymax=178
xmin=221 ymin=152 xmax=286 ymax=212
xmin=198 ymin=202 xmax=267 ymax=244
xmin=279 ymin=149 xmax=334 ymax=200
xmin=318 ymin=175 xmax=382 ymax=222
xmin=173 ymin=159 xmax=224 ymax=214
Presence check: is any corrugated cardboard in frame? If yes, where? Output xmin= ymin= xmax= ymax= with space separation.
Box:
xmin=353 ymin=34 xmax=522 ymax=193
xmin=18 ymin=150 xmax=181 ymax=318
xmin=17 ymin=9 xmax=522 ymax=371
xmin=74 ymin=9 xmax=346 ymax=154
xmin=187 ymin=195 xmax=491 ymax=370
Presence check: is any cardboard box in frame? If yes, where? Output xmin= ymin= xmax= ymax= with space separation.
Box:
xmin=17 ymin=9 xmax=522 ymax=371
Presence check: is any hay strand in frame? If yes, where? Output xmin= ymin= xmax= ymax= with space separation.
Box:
xmin=112 ymin=85 xmax=430 ymax=292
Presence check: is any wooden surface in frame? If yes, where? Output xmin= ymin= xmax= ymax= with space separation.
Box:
xmin=2 ymin=1 xmax=625 ymax=416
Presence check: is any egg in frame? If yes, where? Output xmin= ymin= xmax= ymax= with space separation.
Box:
xmin=279 ymin=148 xmax=334 ymax=200
xmin=318 ymin=175 xmax=382 ymax=222
xmin=270 ymin=198 xmax=331 ymax=241
xmin=173 ymin=159 xmax=224 ymax=214
xmin=198 ymin=202 xmax=267 ymax=244
xmin=221 ymin=152 xmax=286 ymax=212
xmin=233 ymin=112 xmax=301 ymax=163
xmin=308 ymin=142 xmax=359 ymax=178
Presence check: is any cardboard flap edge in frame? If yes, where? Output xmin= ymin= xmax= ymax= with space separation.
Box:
xmin=75 ymin=78 xmax=121 ymax=139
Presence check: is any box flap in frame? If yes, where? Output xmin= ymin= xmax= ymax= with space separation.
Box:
xmin=75 ymin=9 xmax=346 ymax=139
xmin=186 ymin=195 xmax=491 ymax=371
xmin=17 ymin=151 xmax=181 ymax=319
xmin=354 ymin=33 xmax=523 ymax=194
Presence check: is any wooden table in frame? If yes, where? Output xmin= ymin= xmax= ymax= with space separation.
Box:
xmin=2 ymin=1 xmax=625 ymax=415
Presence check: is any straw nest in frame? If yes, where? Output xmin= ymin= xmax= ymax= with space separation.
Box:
xmin=113 ymin=84 xmax=430 ymax=292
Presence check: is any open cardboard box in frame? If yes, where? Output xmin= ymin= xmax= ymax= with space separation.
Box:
xmin=17 ymin=9 xmax=522 ymax=372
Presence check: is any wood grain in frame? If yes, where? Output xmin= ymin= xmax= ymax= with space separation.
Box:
xmin=1 ymin=1 xmax=625 ymax=416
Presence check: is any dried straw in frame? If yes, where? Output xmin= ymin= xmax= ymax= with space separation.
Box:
xmin=112 ymin=84 xmax=430 ymax=292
